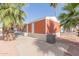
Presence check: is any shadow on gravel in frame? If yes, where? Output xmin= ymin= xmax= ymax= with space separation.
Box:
xmin=33 ymin=36 xmax=79 ymax=56
xmin=34 ymin=37 xmax=69 ymax=56
xmin=57 ymin=37 xmax=79 ymax=56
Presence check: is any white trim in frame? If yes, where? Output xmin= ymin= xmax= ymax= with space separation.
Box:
xmin=32 ymin=23 xmax=34 ymax=33
xmin=27 ymin=16 xmax=60 ymax=24
xmin=27 ymin=17 xmax=45 ymax=24
xmin=45 ymin=17 xmax=60 ymax=23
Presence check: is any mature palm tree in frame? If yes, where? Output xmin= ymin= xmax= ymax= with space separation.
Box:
xmin=46 ymin=3 xmax=58 ymax=44
xmin=59 ymin=3 xmax=79 ymax=36
xmin=0 ymin=3 xmax=26 ymax=41
xmin=50 ymin=3 xmax=58 ymax=16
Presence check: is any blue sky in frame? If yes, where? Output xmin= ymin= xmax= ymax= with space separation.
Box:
xmin=22 ymin=3 xmax=65 ymax=23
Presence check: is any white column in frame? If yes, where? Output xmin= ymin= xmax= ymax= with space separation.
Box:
xmin=32 ymin=23 xmax=34 ymax=33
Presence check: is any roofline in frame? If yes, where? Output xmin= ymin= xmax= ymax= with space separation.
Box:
xmin=27 ymin=16 xmax=60 ymax=24
xmin=27 ymin=16 xmax=46 ymax=24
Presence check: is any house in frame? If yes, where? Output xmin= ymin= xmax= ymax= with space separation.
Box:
xmin=24 ymin=16 xmax=60 ymax=38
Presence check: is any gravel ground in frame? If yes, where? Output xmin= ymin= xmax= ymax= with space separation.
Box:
xmin=0 ymin=35 xmax=69 ymax=56
xmin=58 ymin=32 xmax=79 ymax=56
xmin=15 ymin=35 xmax=69 ymax=56
xmin=0 ymin=32 xmax=79 ymax=56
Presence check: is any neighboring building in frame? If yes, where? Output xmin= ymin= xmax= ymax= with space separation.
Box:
xmin=24 ymin=16 xmax=60 ymax=37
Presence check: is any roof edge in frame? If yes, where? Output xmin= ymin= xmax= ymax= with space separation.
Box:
xmin=27 ymin=16 xmax=60 ymax=24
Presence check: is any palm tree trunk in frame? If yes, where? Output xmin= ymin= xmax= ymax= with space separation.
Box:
xmin=3 ymin=27 xmax=15 ymax=41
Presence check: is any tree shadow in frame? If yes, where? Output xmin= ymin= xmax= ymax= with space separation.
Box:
xmin=33 ymin=37 xmax=70 ymax=56
xmin=33 ymin=36 xmax=79 ymax=56
xmin=57 ymin=37 xmax=79 ymax=56
xmin=57 ymin=37 xmax=79 ymax=47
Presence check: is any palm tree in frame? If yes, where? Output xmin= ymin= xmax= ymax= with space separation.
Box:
xmin=46 ymin=3 xmax=58 ymax=44
xmin=0 ymin=3 xmax=26 ymax=41
xmin=59 ymin=3 xmax=79 ymax=36
xmin=50 ymin=3 xmax=58 ymax=16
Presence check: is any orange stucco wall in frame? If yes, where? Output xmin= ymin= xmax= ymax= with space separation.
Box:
xmin=46 ymin=20 xmax=60 ymax=34
xmin=28 ymin=23 xmax=32 ymax=33
xmin=34 ymin=20 xmax=45 ymax=34
xmin=27 ymin=18 xmax=60 ymax=34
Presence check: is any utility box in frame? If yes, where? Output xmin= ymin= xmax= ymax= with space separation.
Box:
xmin=46 ymin=34 xmax=56 ymax=44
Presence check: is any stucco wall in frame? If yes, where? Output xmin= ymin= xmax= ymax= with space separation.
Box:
xmin=34 ymin=20 xmax=45 ymax=34
xmin=27 ymin=17 xmax=60 ymax=37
